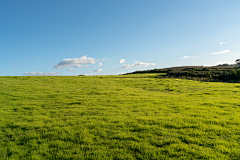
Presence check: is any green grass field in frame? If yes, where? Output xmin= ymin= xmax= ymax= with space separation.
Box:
xmin=0 ymin=74 xmax=240 ymax=159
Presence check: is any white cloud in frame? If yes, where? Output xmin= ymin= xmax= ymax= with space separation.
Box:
xmin=74 ymin=64 xmax=83 ymax=68
xmin=180 ymin=56 xmax=195 ymax=59
xmin=118 ymin=59 xmax=126 ymax=63
xmin=96 ymin=57 xmax=111 ymax=61
xmin=85 ymin=69 xmax=102 ymax=74
xmin=211 ymin=50 xmax=230 ymax=55
xmin=24 ymin=72 xmax=59 ymax=76
xmin=92 ymin=62 xmax=103 ymax=68
xmin=220 ymin=40 xmax=232 ymax=45
xmin=67 ymin=68 xmax=76 ymax=71
xmin=181 ymin=56 xmax=189 ymax=59
xmin=120 ymin=61 xmax=156 ymax=69
xmin=121 ymin=64 xmax=131 ymax=68
xmin=54 ymin=55 xmax=96 ymax=69
xmin=92 ymin=69 xmax=102 ymax=72
xmin=132 ymin=61 xmax=156 ymax=67
xmin=74 ymin=64 xmax=89 ymax=68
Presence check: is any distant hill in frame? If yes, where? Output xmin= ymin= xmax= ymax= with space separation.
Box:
xmin=124 ymin=65 xmax=240 ymax=82
xmin=217 ymin=63 xmax=238 ymax=67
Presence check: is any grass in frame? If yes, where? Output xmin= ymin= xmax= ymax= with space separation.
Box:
xmin=0 ymin=75 xmax=240 ymax=159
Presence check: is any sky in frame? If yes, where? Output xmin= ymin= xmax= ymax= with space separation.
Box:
xmin=1 ymin=0 xmax=240 ymax=76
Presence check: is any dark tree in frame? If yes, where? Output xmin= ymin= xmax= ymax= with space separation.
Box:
xmin=236 ymin=59 xmax=240 ymax=65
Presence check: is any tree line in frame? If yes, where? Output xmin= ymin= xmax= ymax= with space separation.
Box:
xmin=125 ymin=59 xmax=240 ymax=82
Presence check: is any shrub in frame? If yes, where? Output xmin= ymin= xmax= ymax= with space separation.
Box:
xmin=237 ymin=69 xmax=240 ymax=80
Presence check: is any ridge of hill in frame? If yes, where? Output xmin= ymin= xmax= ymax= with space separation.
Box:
xmin=124 ymin=66 xmax=240 ymax=82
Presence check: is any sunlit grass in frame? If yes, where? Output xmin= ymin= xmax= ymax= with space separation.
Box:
xmin=0 ymin=75 xmax=240 ymax=159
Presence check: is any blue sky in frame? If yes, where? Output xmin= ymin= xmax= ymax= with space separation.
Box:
xmin=1 ymin=0 xmax=240 ymax=76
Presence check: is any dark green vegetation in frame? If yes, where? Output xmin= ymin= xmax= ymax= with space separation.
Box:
xmin=126 ymin=66 xmax=240 ymax=82
xmin=0 ymin=75 xmax=240 ymax=159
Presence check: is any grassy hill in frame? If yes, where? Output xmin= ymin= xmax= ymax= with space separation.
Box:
xmin=0 ymin=75 xmax=240 ymax=159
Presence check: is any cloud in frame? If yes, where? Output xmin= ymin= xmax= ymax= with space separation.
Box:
xmin=85 ymin=69 xmax=103 ymax=74
xmin=132 ymin=61 xmax=156 ymax=67
xmin=67 ymin=68 xmax=76 ymax=71
xmin=74 ymin=64 xmax=89 ymax=68
xmin=120 ymin=61 xmax=156 ymax=69
xmin=121 ymin=64 xmax=131 ymax=68
xmin=118 ymin=59 xmax=126 ymax=63
xmin=211 ymin=50 xmax=230 ymax=55
xmin=180 ymin=56 xmax=191 ymax=59
xmin=98 ymin=62 xmax=103 ymax=67
xmin=96 ymin=57 xmax=111 ymax=61
xmin=180 ymin=56 xmax=195 ymax=59
xmin=24 ymin=72 xmax=59 ymax=76
xmin=54 ymin=55 xmax=96 ymax=69
xmin=220 ymin=40 xmax=232 ymax=45
xmin=74 ymin=64 xmax=83 ymax=68
xmin=92 ymin=62 xmax=103 ymax=68
xmin=92 ymin=69 xmax=102 ymax=72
